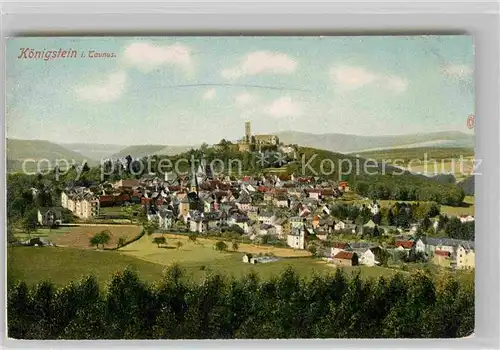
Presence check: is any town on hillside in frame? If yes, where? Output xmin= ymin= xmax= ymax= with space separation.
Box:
xmin=32 ymin=140 xmax=475 ymax=271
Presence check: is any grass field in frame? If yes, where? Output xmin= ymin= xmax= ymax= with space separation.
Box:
xmin=440 ymin=196 xmax=475 ymax=216
xmin=15 ymin=225 xmax=142 ymax=249
xmin=8 ymin=226 xmax=474 ymax=288
xmin=99 ymin=206 xmax=128 ymax=216
xmin=7 ymin=246 xmax=166 ymax=287
xmin=7 ymin=244 xmax=403 ymax=288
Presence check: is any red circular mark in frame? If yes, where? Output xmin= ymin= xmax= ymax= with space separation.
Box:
xmin=467 ymin=115 xmax=475 ymax=129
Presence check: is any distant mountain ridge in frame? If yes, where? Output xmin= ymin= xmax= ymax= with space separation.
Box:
xmin=7 ymin=130 xmax=474 ymax=173
xmin=276 ymin=130 xmax=474 ymax=154
xmin=6 ymin=138 xmax=95 ymax=172
xmin=61 ymin=143 xmax=125 ymax=160
xmin=109 ymin=145 xmax=198 ymax=159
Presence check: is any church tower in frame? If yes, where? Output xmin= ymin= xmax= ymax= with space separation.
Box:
xmin=245 ymin=121 xmax=251 ymax=143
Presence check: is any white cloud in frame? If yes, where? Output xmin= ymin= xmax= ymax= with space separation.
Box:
xmin=202 ymin=88 xmax=216 ymax=100
xmin=235 ymin=92 xmax=256 ymax=106
xmin=330 ymin=66 xmax=377 ymax=90
xmin=75 ymin=71 xmax=127 ymax=102
xmin=221 ymin=51 xmax=297 ymax=79
xmin=123 ymin=42 xmax=193 ymax=72
xmin=264 ymin=96 xmax=302 ymax=118
xmin=385 ymin=76 xmax=409 ymax=93
xmin=330 ymin=65 xmax=408 ymax=93
xmin=443 ymin=64 xmax=473 ymax=79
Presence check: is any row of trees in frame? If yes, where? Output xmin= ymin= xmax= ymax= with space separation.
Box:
xmin=353 ymin=175 xmax=465 ymax=206
xmin=329 ymin=202 xmax=440 ymax=230
xmin=436 ymin=216 xmax=475 ymax=241
xmin=7 ymin=266 xmax=474 ymax=339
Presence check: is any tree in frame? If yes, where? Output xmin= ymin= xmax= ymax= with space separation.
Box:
xmin=89 ymin=230 xmax=111 ymax=249
xmin=6 ymin=266 xmax=475 ymax=339
xmin=90 ymin=235 xmax=101 ymax=249
xmin=7 ymin=221 xmax=17 ymax=244
xmin=143 ymin=217 xmax=160 ymax=235
xmin=229 ymin=224 xmax=244 ymax=235
xmin=421 ymin=215 xmax=432 ymax=232
xmin=214 ymin=241 xmax=228 ymax=251
xmin=232 ymin=240 xmax=239 ymax=251
xmin=117 ymin=236 xmax=127 ymax=249
xmin=307 ymin=244 xmax=317 ymax=256
xmin=21 ymin=208 xmax=38 ymax=238
xmin=176 ymin=241 xmax=183 ymax=250
xmin=153 ymin=236 xmax=166 ymax=248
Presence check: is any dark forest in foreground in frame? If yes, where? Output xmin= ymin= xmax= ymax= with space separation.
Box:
xmin=8 ymin=265 xmax=473 ymax=339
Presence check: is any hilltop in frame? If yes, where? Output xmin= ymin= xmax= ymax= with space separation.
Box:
xmin=354 ymin=147 xmax=475 ymax=162
xmin=61 ymin=143 xmax=125 ymax=160
xmin=109 ymin=144 xmax=197 ymax=159
xmin=277 ymin=130 xmax=474 ymax=154
xmin=6 ymin=138 xmax=95 ymax=172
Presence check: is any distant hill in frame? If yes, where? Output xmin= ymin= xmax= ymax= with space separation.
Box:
xmin=61 ymin=143 xmax=125 ymax=161
xmin=110 ymin=145 xmax=196 ymax=159
xmin=458 ymin=176 xmax=474 ymax=196
xmin=354 ymin=147 xmax=475 ymax=162
xmin=277 ymin=131 xmax=474 ymax=154
xmin=6 ymin=138 xmax=95 ymax=172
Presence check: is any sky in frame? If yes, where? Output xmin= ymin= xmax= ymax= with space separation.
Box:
xmin=6 ymin=36 xmax=474 ymax=146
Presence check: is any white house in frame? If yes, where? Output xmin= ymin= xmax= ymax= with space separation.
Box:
xmin=259 ymin=224 xmax=277 ymax=236
xmin=454 ymin=245 xmax=475 ymax=270
xmin=273 ymin=196 xmax=289 ymax=208
xmin=459 ymin=215 xmax=475 ymax=223
xmin=334 ymin=220 xmax=356 ymax=233
xmin=369 ymin=202 xmax=380 ymax=215
xmin=227 ymin=215 xmax=250 ymax=234
xmin=307 ymin=189 xmax=321 ymax=200
xmin=287 ymin=216 xmax=306 ymax=250
xmin=242 ymin=254 xmax=253 ymax=263
xmin=357 ymin=249 xmax=379 ymax=267
xmin=189 ymin=218 xmax=204 ymax=233
xmin=258 ymin=212 xmax=276 ymax=225
xmin=414 ymin=238 xmax=426 ymax=253
xmin=287 ymin=231 xmax=305 ymax=250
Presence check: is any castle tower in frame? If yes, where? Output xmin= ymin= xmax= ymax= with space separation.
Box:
xmin=245 ymin=121 xmax=251 ymax=143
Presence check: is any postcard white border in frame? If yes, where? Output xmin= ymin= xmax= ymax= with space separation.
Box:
xmin=1 ymin=1 xmax=499 ymax=349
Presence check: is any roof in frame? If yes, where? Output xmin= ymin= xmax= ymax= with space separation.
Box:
xmin=333 ymin=251 xmax=356 ymax=260
xmin=423 ymin=237 xmax=475 ymax=250
xmin=395 ymin=240 xmax=415 ymax=249
xmin=435 ymin=250 xmax=451 ymax=257
xmin=332 ymin=242 xmax=349 ymax=249
xmin=274 ymin=217 xmax=288 ymax=225
xmin=38 ymin=207 xmax=62 ymax=216
xmin=117 ymin=179 xmax=140 ymax=187
xmin=349 ymin=242 xmax=376 ymax=249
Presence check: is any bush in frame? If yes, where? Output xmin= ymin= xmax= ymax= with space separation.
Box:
xmin=214 ymin=241 xmax=228 ymax=251
xmin=153 ymin=236 xmax=166 ymax=248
